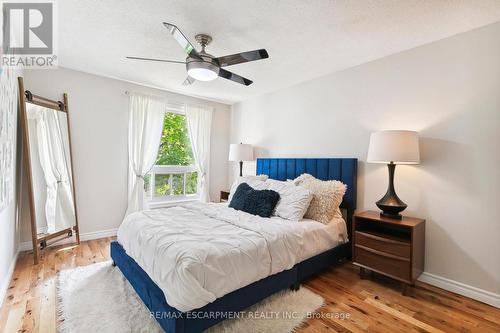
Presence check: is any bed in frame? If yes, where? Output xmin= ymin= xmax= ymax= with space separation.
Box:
xmin=110 ymin=157 xmax=357 ymax=333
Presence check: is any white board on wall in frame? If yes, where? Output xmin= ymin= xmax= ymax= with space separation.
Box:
xmin=0 ymin=67 xmax=17 ymax=212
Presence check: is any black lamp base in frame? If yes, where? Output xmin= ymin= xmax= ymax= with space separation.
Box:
xmin=378 ymin=211 xmax=404 ymax=220
xmin=239 ymin=161 xmax=243 ymax=177
xmin=376 ymin=163 xmax=407 ymax=220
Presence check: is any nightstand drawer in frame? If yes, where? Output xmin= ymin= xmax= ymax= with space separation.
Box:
xmin=355 ymin=231 xmax=410 ymax=258
xmin=354 ymin=245 xmax=411 ymax=281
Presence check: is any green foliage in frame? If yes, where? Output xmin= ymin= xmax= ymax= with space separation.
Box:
xmin=145 ymin=113 xmax=199 ymax=198
xmin=156 ymin=113 xmax=194 ymax=166
xmin=185 ymin=172 xmax=198 ymax=194
xmin=154 ymin=175 xmax=170 ymax=197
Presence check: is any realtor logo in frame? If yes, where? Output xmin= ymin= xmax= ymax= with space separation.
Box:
xmin=1 ymin=1 xmax=57 ymax=68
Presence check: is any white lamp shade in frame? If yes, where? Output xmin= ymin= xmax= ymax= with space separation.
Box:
xmin=367 ymin=130 xmax=420 ymax=164
xmin=228 ymin=143 xmax=254 ymax=161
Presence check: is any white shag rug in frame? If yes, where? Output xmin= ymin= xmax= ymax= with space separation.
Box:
xmin=57 ymin=261 xmax=324 ymax=333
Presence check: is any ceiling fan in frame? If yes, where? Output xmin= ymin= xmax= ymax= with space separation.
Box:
xmin=127 ymin=22 xmax=269 ymax=86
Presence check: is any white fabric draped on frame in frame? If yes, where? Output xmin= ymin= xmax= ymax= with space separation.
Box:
xmin=185 ymin=104 xmax=213 ymax=202
xmin=125 ymin=93 xmax=166 ymax=216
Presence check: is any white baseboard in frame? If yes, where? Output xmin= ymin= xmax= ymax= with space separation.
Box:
xmin=0 ymin=250 xmax=19 ymax=308
xmin=18 ymin=228 xmax=118 ymax=252
xmin=419 ymin=272 xmax=500 ymax=308
xmin=79 ymin=228 xmax=118 ymax=241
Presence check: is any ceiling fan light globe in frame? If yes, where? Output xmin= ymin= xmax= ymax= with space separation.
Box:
xmin=187 ymin=68 xmax=218 ymax=81
xmin=186 ymin=60 xmax=219 ymax=81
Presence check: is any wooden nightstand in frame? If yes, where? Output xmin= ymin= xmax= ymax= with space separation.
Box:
xmin=352 ymin=210 xmax=425 ymax=295
xmin=220 ymin=190 xmax=230 ymax=203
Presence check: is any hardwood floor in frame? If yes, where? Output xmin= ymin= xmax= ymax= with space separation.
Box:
xmin=1 ymin=238 xmax=499 ymax=333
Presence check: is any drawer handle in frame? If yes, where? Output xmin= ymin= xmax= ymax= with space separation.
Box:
xmin=355 ymin=244 xmax=410 ymax=262
xmin=356 ymin=231 xmax=410 ymax=246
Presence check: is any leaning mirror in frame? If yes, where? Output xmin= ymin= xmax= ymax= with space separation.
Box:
xmin=18 ymin=77 xmax=79 ymax=264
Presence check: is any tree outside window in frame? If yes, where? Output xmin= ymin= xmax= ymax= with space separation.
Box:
xmin=144 ymin=112 xmax=198 ymax=199
xmin=157 ymin=113 xmax=194 ymax=166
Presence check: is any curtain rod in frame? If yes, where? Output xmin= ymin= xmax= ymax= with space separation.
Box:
xmin=124 ymin=90 xmax=184 ymax=111
xmin=124 ymin=90 xmax=215 ymax=111
xmin=124 ymin=90 xmax=166 ymax=100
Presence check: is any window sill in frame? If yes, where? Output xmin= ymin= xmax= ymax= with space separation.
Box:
xmin=148 ymin=197 xmax=200 ymax=209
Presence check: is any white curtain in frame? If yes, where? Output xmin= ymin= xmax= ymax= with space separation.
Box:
xmin=125 ymin=93 xmax=166 ymax=215
xmin=30 ymin=105 xmax=75 ymax=233
xmin=185 ymin=104 xmax=213 ymax=202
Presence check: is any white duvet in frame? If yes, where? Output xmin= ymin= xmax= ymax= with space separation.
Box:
xmin=117 ymin=202 xmax=347 ymax=312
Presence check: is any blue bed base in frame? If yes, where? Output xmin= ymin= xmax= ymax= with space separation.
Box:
xmin=111 ymin=158 xmax=357 ymax=333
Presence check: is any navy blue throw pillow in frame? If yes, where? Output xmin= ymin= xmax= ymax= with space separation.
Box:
xmin=229 ymin=183 xmax=280 ymax=218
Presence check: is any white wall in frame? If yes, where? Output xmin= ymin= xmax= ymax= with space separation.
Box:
xmin=0 ymin=67 xmax=21 ymax=306
xmin=231 ymin=22 xmax=500 ymax=301
xmin=22 ymin=68 xmax=230 ymax=242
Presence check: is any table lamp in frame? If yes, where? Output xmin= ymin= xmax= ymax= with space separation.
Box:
xmin=228 ymin=143 xmax=254 ymax=177
xmin=367 ymin=130 xmax=420 ymax=219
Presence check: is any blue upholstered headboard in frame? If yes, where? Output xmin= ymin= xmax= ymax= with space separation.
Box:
xmin=256 ymin=158 xmax=358 ymax=240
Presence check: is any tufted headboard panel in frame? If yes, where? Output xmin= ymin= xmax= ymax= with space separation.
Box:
xmin=256 ymin=158 xmax=358 ymax=239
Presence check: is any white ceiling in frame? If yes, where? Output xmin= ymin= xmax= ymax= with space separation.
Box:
xmin=58 ymin=0 xmax=500 ymax=104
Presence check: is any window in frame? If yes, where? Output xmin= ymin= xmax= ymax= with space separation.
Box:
xmin=144 ymin=111 xmax=198 ymax=203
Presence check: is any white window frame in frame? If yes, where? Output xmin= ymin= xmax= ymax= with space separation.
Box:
xmin=145 ymin=106 xmax=200 ymax=208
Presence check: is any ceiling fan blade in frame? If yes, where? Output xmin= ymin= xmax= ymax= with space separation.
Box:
xmin=163 ymin=22 xmax=201 ymax=60
xmin=182 ymin=76 xmax=195 ymax=86
xmin=215 ymin=49 xmax=269 ymax=67
xmin=126 ymin=56 xmax=186 ymax=64
xmin=218 ymin=68 xmax=253 ymax=86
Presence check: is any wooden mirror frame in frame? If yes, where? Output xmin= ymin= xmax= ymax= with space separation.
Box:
xmin=18 ymin=77 xmax=80 ymax=264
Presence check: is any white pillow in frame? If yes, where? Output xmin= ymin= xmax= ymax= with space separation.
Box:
xmin=266 ymin=179 xmax=313 ymax=221
xmin=228 ymin=175 xmax=269 ymax=202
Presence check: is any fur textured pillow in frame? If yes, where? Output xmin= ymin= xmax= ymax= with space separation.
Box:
xmin=229 ymin=183 xmax=280 ymax=218
xmin=294 ymin=174 xmax=347 ymax=224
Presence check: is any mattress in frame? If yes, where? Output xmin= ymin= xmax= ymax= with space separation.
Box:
xmin=116 ymin=202 xmax=346 ymax=312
